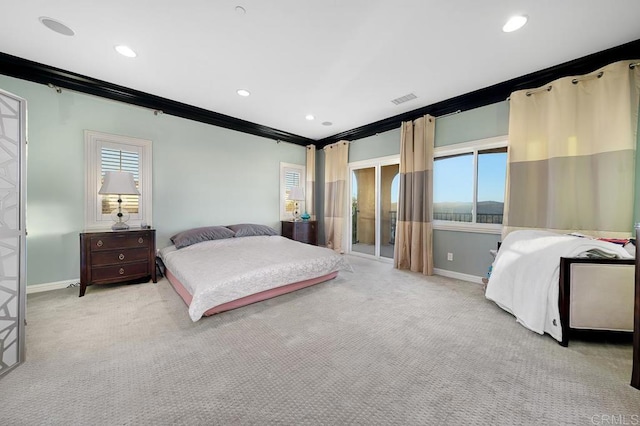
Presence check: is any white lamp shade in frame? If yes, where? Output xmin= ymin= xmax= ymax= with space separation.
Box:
xmin=99 ymin=171 xmax=140 ymax=195
xmin=289 ymin=186 xmax=305 ymax=201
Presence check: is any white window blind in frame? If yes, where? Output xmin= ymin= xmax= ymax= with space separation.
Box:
xmin=280 ymin=162 xmax=305 ymax=220
xmin=284 ymin=169 xmax=301 ymax=214
xmin=100 ymin=148 xmax=140 ymax=214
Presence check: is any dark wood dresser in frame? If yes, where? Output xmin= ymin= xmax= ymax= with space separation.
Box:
xmin=79 ymin=228 xmax=157 ymax=297
xmin=281 ymin=220 xmax=318 ymax=245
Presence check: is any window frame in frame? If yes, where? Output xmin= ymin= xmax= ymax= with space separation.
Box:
xmin=84 ymin=130 xmax=153 ymax=229
xmin=280 ymin=162 xmax=306 ymax=221
xmin=433 ymin=135 xmax=507 ymax=235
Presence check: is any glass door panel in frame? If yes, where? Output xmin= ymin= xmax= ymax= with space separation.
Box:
xmin=351 ymin=167 xmax=376 ymax=256
xmin=380 ymin=164 xmax=399 ymax=259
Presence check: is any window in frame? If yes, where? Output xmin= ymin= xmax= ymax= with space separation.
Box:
xmin=433 ymin=136 xmax=507 ymax=233
xmin=280 ymin=162 xmax=305 ymax=220
xmin=100 ymin=147 xmax=140 ymax=215
xmin=85 ymin=131 xmax=152 ymax=229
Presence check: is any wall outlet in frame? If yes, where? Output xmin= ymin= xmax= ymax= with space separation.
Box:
xmin=447 ymin=252 xmax=454 ymax=261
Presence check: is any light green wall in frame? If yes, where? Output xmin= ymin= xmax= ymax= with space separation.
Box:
xmin=435 ymin=101 xmax=509 ymax=147
xmin=348 ymin=128 xmax=401 ymax=163
xmin=0 ymin=75 xmax=305 ymax=286
xmin=433 ymin=231 xmax=499 ymax=277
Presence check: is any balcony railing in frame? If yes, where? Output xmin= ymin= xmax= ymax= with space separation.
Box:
xmin=433 ymin=212 xmax=503 ymax=224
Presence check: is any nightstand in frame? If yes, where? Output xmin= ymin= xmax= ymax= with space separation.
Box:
xmin=281 ymin=220 xmax=318 ymax=245
xmin=79 ymin=228 xmax=157 ymax=297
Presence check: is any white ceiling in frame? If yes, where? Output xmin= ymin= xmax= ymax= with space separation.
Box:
xmin=2 ymin=0 xmax=640 ymax=141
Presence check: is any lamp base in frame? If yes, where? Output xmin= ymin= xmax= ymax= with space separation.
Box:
xmin=111 ymin=221 xmax=130 ymax=231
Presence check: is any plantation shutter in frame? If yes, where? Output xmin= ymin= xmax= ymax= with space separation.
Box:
xmin=100 ymin=148 xmax=140 ymax=214
xmin=284 ymin=169 xmax=301 ymax=214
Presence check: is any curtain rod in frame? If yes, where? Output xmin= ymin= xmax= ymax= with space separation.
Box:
xmin=571 ymin=71 xmax=603 ymax=84
xmin=507 ymin=61 xmax=639 ymax=100
xmin=436 ymin=110 xmax=461 ymax=119
xmin=525 ymin=85 xmax=552 ymax=97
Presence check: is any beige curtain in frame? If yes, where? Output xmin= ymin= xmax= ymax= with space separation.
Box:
xmin=394 ymin=115 xmax=435 ymax=274
xmin=324 ymin=141 xmax=349 ymax=252
xmin=305 ymin=144 xmax=315 ymax=218
xmin=504 ymin=60 xmax=640 ymax=238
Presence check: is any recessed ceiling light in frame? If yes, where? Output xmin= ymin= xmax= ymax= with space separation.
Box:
xmin=322 ymin=121 xmax=333 ymax=126
xmin=305 ymin=114 xmax=315 ymax=121
xmin=39 ymin=17 xmax=75 ymax=36
xmin=115 ymin=45 xmax=137 ymax=58
xmin=237 ymin=89 xmax=251 ymax=97
xmin=502 ymin=15 xmax=528 ymax=33
xmin=235 ymin=6 xmax=246 ymax=14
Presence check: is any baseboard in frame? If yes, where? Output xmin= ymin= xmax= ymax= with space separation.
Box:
xmin=27 ymin=279 xmax=79 ymax=294
xmin=434 ymin=268 xmax=484 ymax=285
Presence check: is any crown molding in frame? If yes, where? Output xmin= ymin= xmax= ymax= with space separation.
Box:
xmin=0 ymin=52 xmax=314 ymax=147
xmin=316 ymin=38 xmax=640 ymax=148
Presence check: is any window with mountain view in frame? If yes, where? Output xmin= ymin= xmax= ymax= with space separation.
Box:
xmin=433 ymin=141 xmax=507 ymax=227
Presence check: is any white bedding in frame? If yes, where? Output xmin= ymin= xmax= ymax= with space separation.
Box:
xmin=485 ymin=230 xmax=632 ymax=342
xmin=159 ymin=235 xmax=351 ymax=321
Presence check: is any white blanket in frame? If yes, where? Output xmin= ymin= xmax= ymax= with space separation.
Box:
xmin=485 ymin=230 xmax=632 ymax=341
xmin=159 ymin=236 xmax=352 ymax=321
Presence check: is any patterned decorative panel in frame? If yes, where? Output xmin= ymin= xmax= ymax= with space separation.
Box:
xmin=0 ymin=89 xmax=25 ymax=378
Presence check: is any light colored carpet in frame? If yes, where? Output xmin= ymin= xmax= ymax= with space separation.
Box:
xmin=1 ymin=256 xmax=637 ymax=425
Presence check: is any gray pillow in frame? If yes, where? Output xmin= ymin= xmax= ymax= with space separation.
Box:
xmin=170 ymin=226 xmax=236 ymax=249
xmin=226 ymin=223 xmax=278 ymax=237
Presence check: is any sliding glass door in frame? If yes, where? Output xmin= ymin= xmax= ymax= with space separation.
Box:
xmin=349 ymin=157 xmax=399 ymax=260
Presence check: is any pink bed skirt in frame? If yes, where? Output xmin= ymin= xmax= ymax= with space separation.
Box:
xmin=165 ymin=268 xmax=339 ymax=317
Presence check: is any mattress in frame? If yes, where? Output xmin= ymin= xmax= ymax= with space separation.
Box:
xmin=159 ymin=235 xmax=351 ymax=321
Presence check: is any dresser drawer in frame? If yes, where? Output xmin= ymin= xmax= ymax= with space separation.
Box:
xmin=295 ymin=226 xmax=314 ymax=242
xmin=91 ymin=247 xmax=150 ymax=266
xmin=90 ymin=233 xmax=151 ymax=251
xmin=281 ymin=220 xmax=318 ymax=245
xmin=91 ymin=262 xmax=150 ymax=282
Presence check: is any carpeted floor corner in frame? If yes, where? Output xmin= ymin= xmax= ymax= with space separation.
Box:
xmin=1 ymin=255 xmax=637 ymax=425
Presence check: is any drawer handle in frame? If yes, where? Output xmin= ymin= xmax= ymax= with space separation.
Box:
xmin=96 ymin=240 xmax=103 ymax=247
xmin=119 ymin=268 xmax=125 ymax=275
xmin=138 ymin=238 xmax=144 ymax=244
xmin=118 ymin=253 xmax=125 ymax=261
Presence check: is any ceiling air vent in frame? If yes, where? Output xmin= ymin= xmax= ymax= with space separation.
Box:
xmin=391 ymin=93 xmax=417 ymax=105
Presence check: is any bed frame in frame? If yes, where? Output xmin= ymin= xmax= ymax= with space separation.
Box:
xmin=558 ymin=257 xmax=635 ymax=347
xmin=165 ymin=267 xmax=339 ymax=316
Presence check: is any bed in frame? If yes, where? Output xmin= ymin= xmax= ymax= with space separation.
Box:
xmin=158 ymin=224 xmax=351 ymax=321
xmin=485 ymin=230 xmax=634 ymax=345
